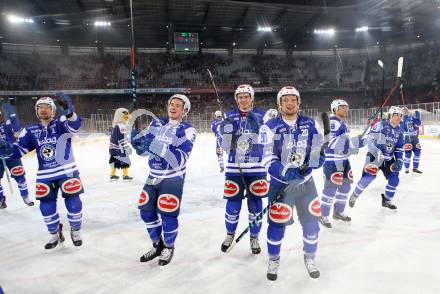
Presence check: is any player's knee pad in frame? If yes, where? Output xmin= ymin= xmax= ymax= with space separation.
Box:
xmin=157 ymin=193 xmax=181 ymax=216
xmin=60 ymin=178 xmax=84 ymax=197
xmin=10 ymin=165 xmax=25 ymax=178
xmin=268 ymin=202 xmax=294 ymax=226
xmin=64 ymin=195 xmax=82 ymax=213
xmin=247 ymin=196 xmax=263 ymax=214
xmin=35 ymin=182 xmax=56 ymax=201
xmin=249 ymin=179 xmax=269 ymax=197
xmin=339 ymin=181 xmax=351 ymax=194
xmin=226 ymin=199 xmax=242 ymax=215
xmin=39 ymin=198 xmax=57 ymax=215
xmin=302 ymin=221 xmax=320 ymax=241
xmin=160 ymin=214 xmax=179 ymax=246
xmin=364 ymin=164 xmax=379 ymax=176
xmin=414 ymin=147 xmax=421 ymax=156
xmin=404 ymin=143 xmax=413 ymax=152
xmin=223 ymin=179 xmax=241 ymax=199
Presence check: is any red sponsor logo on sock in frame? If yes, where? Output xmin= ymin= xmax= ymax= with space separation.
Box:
xmin=61 ymin=178 xmax=82 ymax=194
xmin=158 ymin=194 xmax=180 ymax=213
xmin=250 ymin=180 xmax=269 ymax=196
xmin=269 ymin=203 xmax=292 ymax=223
xmin=224 ymin=180 xmax=239 ymax=197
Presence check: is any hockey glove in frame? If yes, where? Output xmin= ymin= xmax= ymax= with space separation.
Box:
xmin=284 ymin=167 xmax=305 ymax=182
xmin=2 ymin=102 xmax=16 ymax=120
xmin=415 ymin=110 xmax=420 ymax=120
xmin=55 ymin=92 xmax=75 ymax=117
xmin=247 ymin=111 xmax=260 ymax=134
xmin=0 ymin=139 xmax=13 ymax=159
xmin=390 ymin=159 xmax=403 ymax=172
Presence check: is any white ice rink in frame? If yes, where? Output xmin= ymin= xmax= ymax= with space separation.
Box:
xmin=1 ymin=134 xmax=440 ymax=294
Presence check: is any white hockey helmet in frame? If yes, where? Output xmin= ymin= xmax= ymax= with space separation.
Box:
xmin=214 ymin=110 xmax=223 ymax=118
xmin=168 ymin=94 xmax=191 ymax=114
xmin=234 ymin=84 xmax=254 ymax=101
xmin=388 ymin=106 xmax=403 ymax=118
xmin=35 ymin=96 xmax=56 ymax=118
xmin=331 ymin=99 xmax=349 ymax=114
xmin=277 ymin=86 xmax=300 ymax=106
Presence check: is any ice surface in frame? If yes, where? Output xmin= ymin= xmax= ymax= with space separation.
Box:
xmin=1 ymin=134 xmax=440 ymax=294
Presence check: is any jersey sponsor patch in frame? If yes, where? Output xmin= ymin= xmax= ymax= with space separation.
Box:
xmin=404 ymin=143 xmax=412 ymax=151
xmin=250 ymin=179 xmax=269 ymax=196
xmin=224 ymin=180 xmax=239 ymax=197
xmin=364 ymin=164 xmax=378 ymax=175
xmin=61 ymin=178 xmax=83 ymax=194
xmin=330 ymin=172 xmax=344 ymax=185
xmin=269 ymin=203 xmax=293 ymax=223
xmin=36 ymin=182 xmax=50 ymax=198
xmin=416 ymin=143 xmax=421 ymax=149
xmin=10 ymin=166 xmax=25 ymax=176
xmin=308 ymin=197 xmax=321 ymax=217
xmin=138 ymin=190 xmax=149 ymax=206
xmin=157 ymin=194 xmax=180 ymax=213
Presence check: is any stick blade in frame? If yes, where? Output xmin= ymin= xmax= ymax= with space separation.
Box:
xmin=397 ymin=56 xmax=404 ymax=78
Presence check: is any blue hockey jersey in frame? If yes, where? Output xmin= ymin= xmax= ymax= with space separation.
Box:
xmin=0 ymin=117 xmax=21 ymax=144
xmin=400 ymin=113 xmax=421 ymax=137
xmin=221 ymin=107 xmax=266 ymax=176
xmin=13 ymin=115 xmax=81 ymax=181
xmin=139 ymin=118 xmax=196 ymax=179
xmin=211 ymin=119 xmax=223 ymax=138
xmin=368 ymin=120 xmax=404 ymax=161
xmin=260 ymin=115 xmax=322 ymax=184
xmin=325 ymin=115 xmax=358 ymax=161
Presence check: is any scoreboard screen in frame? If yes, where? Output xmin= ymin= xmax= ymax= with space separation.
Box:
xmin=174 ymin=32 xmax=199 ymax=52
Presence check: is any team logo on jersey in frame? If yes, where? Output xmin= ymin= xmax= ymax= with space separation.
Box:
xmin=386 ymin=142 xmax=393 ymax=152
xmin=224 ymin=180 xmax=239 ymax=197
xmin=269 ymin=203 xmax=292 ymax=223
xmin=40 ymin=144 xmax=56 ymax=161
xmin=35 ymin=183 xmax=50 ymax=198
xmin=236 ymin=136 xmax=251 ymax=153
xmin=61 ymin=178 xmax=83 ymax=194
xmin=289 ymin=153 xmax=303 ymax=166
xmin=250 ymin=180 xmax=269 ymax=197
xmin=364 ymin=164 xmax=378 ymax=175
xmin=416 ymin=143 xmax=421 ymax=149
xmin=330 ymin=172 xmax=344 ymax=185
xmin=157 ymin=194 xmax=180 ymax=213
xmin=308 ymin=197 xmax=321 ymax=217
xmin=10 ymin=166 xmax=25 ymax=176
xmin=348 ymin=170 xmax=354 ymax=182
xmin=404 ymin=143 xmax=413 ymax=151
xmin=138 ymin=190 xmax=149 ymax=206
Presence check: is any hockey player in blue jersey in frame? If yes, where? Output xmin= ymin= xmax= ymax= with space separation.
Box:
xmin=131 ymin=94 xmax=196 ymax=266
xmin=0 ymin=93 xmax=84 ymax=249
xmin=319 ymin=99 xmax=365 ymax=228
xmin=349 ymin=106 xmax=405 ymax=210
xmin=211 ymin=110 xmax=224 ymax=173
xmin=0 ymin=102 xmax=33 ymax=209
xmin=109 ymin=107 xmax=133 ymax=180
xmin=219 ymin=84 xmax=269 ymax=254
xmin=260 ymin=86 xmax=324 ymax=280
xmin=401 ymin=107 xmax=422 ymax=174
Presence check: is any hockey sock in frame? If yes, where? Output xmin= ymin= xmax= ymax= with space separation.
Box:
xmin=225 ymin=199 xmax=242 ymax=233
xmin=140 ymin=210 xmax=162 ymax=243
xmin=40 ymin=199 xmax=60 ymax=233
xmin=161 ymin=214 xmax=178 ymax=247
xmin=65 ymin=196 xmax=83 ymax=230
xmin=267 ymin=224 xmax=285 ymax=257
xmin=302 ymin=221 xmax=319 ymax=256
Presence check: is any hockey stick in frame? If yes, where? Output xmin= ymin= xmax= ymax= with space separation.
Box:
xmin=359 ymin=56 xmax=404 ymax=139
xmin=0 ymin=157 xmax=13 ymax=194
xmin=207 ymin=69 xmax=224 ymax=115
xmin=226 ymin=112 xmax=331 ymax=253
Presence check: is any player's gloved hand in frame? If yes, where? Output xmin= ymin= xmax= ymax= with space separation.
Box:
xmin=130 ymin=129 xmax=147 ymax=155
xmin=55 ymin=92 xmax=75 ymax=117
xmin=0 ymin=139 xmax=13 ymax=159
xmin=2 ymin=102 xmax=16 ymax=120
xmin=357 ymin=135 xmax=367 ymax=148
xmin=284 ymin=167 xmax=305 ymax=182
xmin=390 ymin=159 xmax=403 ymax=172
xmin=247 ymin=111 xmax=260 ymax=134
xmin=415 ymin=110 xmax=420 ymax=120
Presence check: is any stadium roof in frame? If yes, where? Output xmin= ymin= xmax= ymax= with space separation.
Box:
xmin=0 ymin=0 xmax=438 ymax=51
